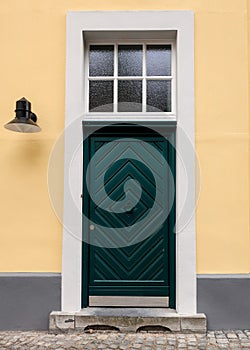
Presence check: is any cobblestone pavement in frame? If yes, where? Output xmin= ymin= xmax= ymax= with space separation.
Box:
xmin=0 ymin=330 xmax=250 ymax=349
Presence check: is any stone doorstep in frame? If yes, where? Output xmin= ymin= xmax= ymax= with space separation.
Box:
xmin=49 ymin=308 xmax=206 ymax=334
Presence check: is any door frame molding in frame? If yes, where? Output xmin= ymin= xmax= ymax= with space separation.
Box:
xmin=62 ymin=11 xmax=196 ymax=314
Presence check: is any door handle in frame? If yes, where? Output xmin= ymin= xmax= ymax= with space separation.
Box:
xmin=89 ymin=224 xmax=95 ymax=231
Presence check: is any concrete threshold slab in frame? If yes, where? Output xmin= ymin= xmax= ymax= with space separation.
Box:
xmin=50 ymin=308 xmax=206 ymax=334
xmin=77 ymin=307 xmax=177 ymax=317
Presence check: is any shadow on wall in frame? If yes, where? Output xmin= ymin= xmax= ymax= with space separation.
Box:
xmin=6 ymin=139 xmax=46 ymax=169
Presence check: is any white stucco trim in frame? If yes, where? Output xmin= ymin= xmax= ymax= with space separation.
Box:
xmin=63 ymin=11 xmax=195 ymax=314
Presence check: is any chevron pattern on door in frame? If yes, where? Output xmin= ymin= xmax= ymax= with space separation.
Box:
xmin=83 ymin=126 xmax=175 ymax=302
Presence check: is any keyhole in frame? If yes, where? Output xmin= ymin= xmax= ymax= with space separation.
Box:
xmin=127 ymin=208 xmax=134 ymax=215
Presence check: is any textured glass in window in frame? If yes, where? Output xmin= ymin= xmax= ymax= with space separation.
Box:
xmin=89 ymin=81 xmax=113 ymax=112
xmin=146 ymin=45 xmax=171 ymax=76
xmin=89 ymin=45 xmax=114 ymax=76
xmin=118 ymin=80 xmax=142 ymax=112
xmin=118 ymin=45 xmax=143 ymax=76
xmin=146 ymin=80 xmax=171 ymax=112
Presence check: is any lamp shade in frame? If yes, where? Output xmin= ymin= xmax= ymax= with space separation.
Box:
xmin=4 ymin=97 xmax=41 ymax=133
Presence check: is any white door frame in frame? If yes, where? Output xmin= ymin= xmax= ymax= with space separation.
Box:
xmin=62 ymin=10 xmax=196 ymax=314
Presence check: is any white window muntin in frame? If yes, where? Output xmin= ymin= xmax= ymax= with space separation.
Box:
xmin=84 ymin=39 xmax=176 ymax=118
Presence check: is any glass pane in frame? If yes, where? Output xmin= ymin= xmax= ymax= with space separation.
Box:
xmin=146 ymin=45 xmax=171 ymax=76
xmin=146 ymin=80 xmax=171 ymax=112
xmin=89 ymin=80 xmax=113 ymax=112
xmin=89 ymin=45 xmax=114 ymax=76
xmin=118 ymin=80 xmax=142 ymax=112
xmin=118 ymin=45 xmax=143 ymax=76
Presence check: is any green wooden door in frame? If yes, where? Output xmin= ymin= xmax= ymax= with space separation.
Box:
xmin=82 ymin=124 xmax=175 ymax=307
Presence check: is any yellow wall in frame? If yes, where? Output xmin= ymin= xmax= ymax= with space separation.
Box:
xmin=0 ymin=0 xmax=249 ymax=273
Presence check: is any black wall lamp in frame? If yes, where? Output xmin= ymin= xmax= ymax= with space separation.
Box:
xmin=4 ymin=97 xmax=41 ymax=133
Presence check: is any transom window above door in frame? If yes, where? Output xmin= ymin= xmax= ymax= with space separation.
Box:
xmin=86 ymin=42 xmax=175 ymax=115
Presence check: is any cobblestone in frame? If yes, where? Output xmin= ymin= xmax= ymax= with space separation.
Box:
xmin=0 ymin=330 xmax=249 ymax=349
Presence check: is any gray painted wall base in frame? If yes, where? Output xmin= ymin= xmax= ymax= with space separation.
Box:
xmin=0 ymin=273 xmax=61 ymax=330
xmin=0 ymin=273 xmax=250 ymax=330
xmin=197 ymin=275 xmax=250 ymax=330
